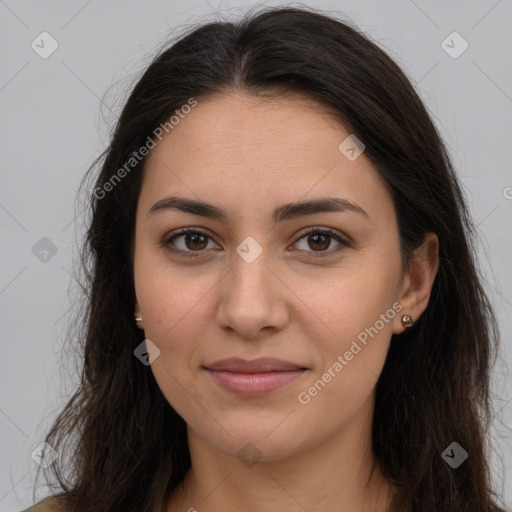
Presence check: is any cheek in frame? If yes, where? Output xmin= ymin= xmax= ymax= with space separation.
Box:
xmin=307 ymin=257 xmax=400 ymax=343
xmin=295 ymin=282 xmax=398 ymax=428
xmin=139 ymin=280 xmax=208 ymax=363
xmin=134 ymin=246 xmax=217 ymax=340
xmin=137 ymin=267 xmax=210 ymax=418
xmin=133 ymin=262 xmax=214 ymax=415
xmin=299 ymin=247 xmax=402 ymax=391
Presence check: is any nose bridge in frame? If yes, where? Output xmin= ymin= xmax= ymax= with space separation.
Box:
xmin=231 ymin=248 xmax=272 ymax=300
xmin=216 ymin=242 xmax=289 ymax=337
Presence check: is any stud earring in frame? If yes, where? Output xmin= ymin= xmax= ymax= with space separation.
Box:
xmin=134 ymin=316 xmax=143 ymax=323
xmin=401 ymin=314 xmax=414 ymax=329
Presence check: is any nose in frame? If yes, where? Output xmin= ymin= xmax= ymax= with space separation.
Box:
xmin=216 ymin=250 xmax=290 ymax=339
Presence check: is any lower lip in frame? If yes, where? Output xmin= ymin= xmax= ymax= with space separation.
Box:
xmin=205 ymin=369 xmax=306 ymax=396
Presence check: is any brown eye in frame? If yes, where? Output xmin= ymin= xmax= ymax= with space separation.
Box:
xmin=183 ymin=232 xmax=208 ymax=250
xmin=292 ymin=228 xmax=349 ymax=256
xmin=164 ymin=229 xmax=219 ymax=255
xmin=307 ymin=233 xmax=331 ymax=251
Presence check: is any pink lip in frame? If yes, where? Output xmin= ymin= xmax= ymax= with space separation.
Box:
xmin=206 ymin=369 xmax=306 ymax=396
xmin=204 ymin=358 xmax=307 ymax=396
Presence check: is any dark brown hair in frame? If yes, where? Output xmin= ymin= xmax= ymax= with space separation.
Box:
xmin=34 ymin=5 xmax=505 ymax=511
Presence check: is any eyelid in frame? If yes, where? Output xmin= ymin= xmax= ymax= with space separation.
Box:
xmin=292 ymin=226 xmax=347 ymax=243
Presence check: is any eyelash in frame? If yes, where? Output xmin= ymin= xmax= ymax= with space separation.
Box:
xmin=161 ymin=227 xmax=349 ymax=259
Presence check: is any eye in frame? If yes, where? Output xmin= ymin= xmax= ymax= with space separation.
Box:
xmin=162 ymin=226 xmax=349 ymax=258
xmin=162 ymin=228 xmax=220 ymax=257
xmin=291 ymin=227 xmax=349 ymax=257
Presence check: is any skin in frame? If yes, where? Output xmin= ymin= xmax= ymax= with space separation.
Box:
xmin=132 ymin=91 xmax=439 ymax=512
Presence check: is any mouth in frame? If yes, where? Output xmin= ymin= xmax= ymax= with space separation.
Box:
xmin=203 ymin=357 xmax=308 ymax=397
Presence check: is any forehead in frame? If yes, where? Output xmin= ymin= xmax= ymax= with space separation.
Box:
xmin=158 ymin=90 xmax=348 ymax=150
xmin=139 ymin=91 xmax=394 ymax=225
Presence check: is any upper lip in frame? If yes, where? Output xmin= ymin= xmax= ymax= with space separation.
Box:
xmin=204 ymin=357 xmax=306 ymax=373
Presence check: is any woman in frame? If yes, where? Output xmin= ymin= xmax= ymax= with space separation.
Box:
xmin=26 ymin=5 xmax=506 ymax=512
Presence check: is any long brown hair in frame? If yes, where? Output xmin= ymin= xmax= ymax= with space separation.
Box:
xmin=35 ymin=6 xmax=505 ymax=511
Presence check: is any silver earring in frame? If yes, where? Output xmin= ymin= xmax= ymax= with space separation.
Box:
xmin=134 ymin=316 xmax=143 ymax=323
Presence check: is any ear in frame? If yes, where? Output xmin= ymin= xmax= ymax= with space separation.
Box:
xmin=393 ymin=232 xmax=439 ymax=334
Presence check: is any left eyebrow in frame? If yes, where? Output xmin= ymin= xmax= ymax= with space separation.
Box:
xmin=146 ymin=196 xmax=369 ymax=222
xmin=273 ymin=197 xmax=369 ymax=223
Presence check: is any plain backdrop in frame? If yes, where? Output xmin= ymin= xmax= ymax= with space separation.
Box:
xmin=1 ymin=0 xmax=511 ymax=510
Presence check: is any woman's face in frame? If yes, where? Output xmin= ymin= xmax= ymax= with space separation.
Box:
xmin=133 ymin=91 xmax=418 ymax=462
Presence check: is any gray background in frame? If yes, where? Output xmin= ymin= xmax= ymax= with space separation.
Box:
xmin=1 ymin=0 xmax=511 ymax=510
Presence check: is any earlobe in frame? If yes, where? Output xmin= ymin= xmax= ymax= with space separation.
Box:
xmin=393 ymin=232 xmax=439 ymax=334
xmin=134 ymin=301 xmax=144 ymax=329
xmin=134 ymin=315 xmax=144 ymax=329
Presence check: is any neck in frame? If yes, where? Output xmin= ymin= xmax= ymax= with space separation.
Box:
xmin=166 ymin=396 xmax=395 ymax=512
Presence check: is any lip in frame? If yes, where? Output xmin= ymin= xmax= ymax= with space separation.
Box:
xmin=204 ymin=357 xmax=307 ymax=397
xmin=205 ymin=357 xmax=305 ymax=373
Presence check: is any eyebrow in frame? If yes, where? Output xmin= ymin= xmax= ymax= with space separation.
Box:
xmin=146 ymin=196 xmax=369 ymax=223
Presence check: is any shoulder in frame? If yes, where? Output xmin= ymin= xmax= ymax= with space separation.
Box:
xmin=22 ymin=497 xmax=64 ymax=512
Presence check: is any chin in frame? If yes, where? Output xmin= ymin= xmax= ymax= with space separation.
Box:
xmin=198 ymin=423 xmax=304 ymax=463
